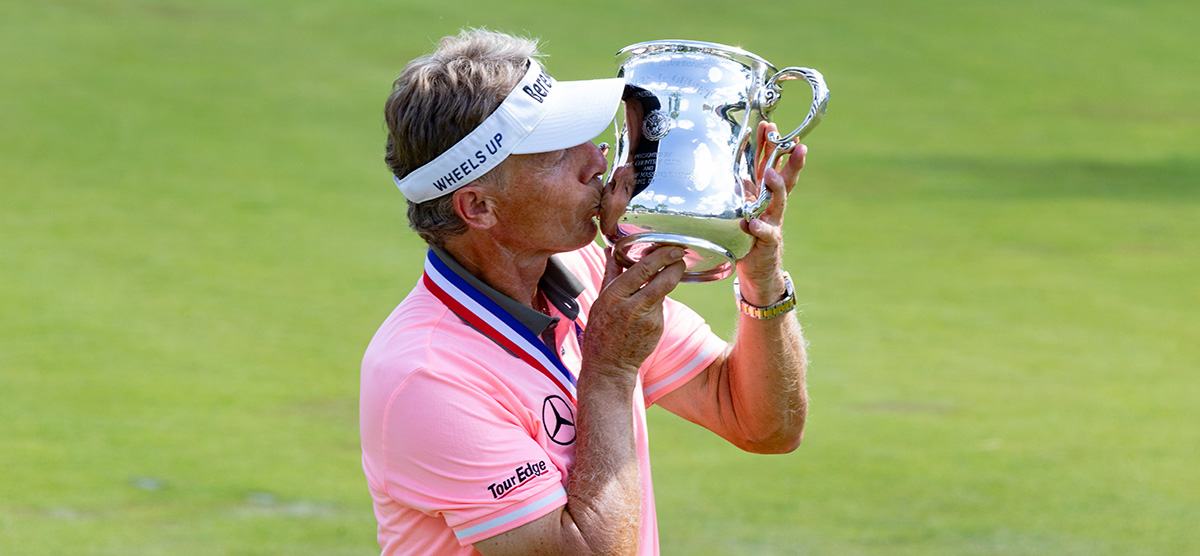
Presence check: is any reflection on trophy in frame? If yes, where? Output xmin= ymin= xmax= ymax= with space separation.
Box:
xmin=605 ymin=40 xmax=830 ymax=282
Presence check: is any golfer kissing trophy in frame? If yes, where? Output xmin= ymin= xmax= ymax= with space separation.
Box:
xmin=605 ymin=40 xmax=829 ymax=282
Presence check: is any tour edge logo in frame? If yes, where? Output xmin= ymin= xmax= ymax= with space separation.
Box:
xmin=487 ymin=460 xmax=550 ymax=499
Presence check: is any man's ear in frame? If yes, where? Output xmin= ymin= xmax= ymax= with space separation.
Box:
xmin=451 ymin=184 xmax=498 ymax=230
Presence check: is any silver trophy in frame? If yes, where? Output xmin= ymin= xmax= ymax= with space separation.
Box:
xmin=605 ymin=40 xmax=829 ymax=282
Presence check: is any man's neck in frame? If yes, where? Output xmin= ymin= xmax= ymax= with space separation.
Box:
xmin=440 ymin=234 xmax=551 ymax=309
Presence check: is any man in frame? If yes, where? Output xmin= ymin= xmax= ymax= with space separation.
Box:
xmin=361 ymin=28 xmax=809 ymax=555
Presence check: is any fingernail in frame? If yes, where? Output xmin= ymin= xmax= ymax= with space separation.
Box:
xmin=670 ymin=248 xmax=684 ymax=259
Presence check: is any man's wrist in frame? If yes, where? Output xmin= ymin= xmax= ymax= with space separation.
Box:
xmin=733 ymin=272 xmax=797 ymax=320
xmin=732 ymin=267 xmax=788 ymax=306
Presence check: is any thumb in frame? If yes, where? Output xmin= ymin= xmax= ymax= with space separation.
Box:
xmin=602 ymin=246 xmax=623 ymax=288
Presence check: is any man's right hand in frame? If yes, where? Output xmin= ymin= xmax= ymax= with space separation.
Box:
xmin=581 ymin=245 xmax=687 ymax=377
xmin=474 ymin=245 xmax=685 ymax=556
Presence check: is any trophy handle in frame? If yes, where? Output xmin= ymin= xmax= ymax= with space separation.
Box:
xmin=746 ymin=67 xmax=829 ymax=220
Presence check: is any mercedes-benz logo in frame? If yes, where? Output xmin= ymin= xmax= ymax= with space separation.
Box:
xmin=542 ymin=395 xmax=576 ymax=445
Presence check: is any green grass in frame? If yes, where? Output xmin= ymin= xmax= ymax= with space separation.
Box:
xmin=3 ymin=0 xmax=1198 ymax=554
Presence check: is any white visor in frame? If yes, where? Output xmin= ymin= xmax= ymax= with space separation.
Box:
xmin=393 ymin=61 xmax=625 ymax=203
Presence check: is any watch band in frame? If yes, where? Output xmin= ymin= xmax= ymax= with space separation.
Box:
xmin=733 ymin=272 xmax=797 ymax=319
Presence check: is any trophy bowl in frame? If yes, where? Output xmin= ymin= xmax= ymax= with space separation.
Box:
xmin=605 ymin=40 xmax=829 ymax=282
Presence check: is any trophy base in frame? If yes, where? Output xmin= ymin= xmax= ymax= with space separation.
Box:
xmin=611 ymin=232 xmax=735 ymax=282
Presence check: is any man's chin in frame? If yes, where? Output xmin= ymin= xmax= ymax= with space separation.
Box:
xmin=582 ymin=218 xmax=600 ymax=238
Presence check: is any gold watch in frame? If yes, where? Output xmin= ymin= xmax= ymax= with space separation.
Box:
xmin=733 ymin=272 xmax=797 ymax=319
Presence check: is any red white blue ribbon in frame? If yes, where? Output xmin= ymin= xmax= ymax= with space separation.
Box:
xmin=422 ymin=250 xmax=578 ymax=404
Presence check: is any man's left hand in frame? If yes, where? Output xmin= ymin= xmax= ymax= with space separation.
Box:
xmin=736 ymin=121 xmax=808 ymax=307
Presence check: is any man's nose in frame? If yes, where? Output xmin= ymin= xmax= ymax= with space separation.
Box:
xmin=589 ymin=141 xmax=610 ymax=174
xmin=576 ymin=141 xmax=610 ymax=182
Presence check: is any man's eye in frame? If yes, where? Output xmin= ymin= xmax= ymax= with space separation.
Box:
xmin=538 ymin=150 xmax=567 ymax=167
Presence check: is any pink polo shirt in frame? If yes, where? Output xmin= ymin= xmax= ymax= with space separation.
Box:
xmin=360 ymin=243 xmax=726 ymax=555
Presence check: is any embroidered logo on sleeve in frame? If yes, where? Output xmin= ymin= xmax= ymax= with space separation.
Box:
xmin=487 ymin=460 xmax=550 ymax=499
xmin=542 ymin=395 xmax=576 ymax=446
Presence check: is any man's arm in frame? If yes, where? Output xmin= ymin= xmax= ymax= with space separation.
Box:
xmin=655 ymin=293 xmax=809 ymax=454
xmin=656 ymin=132 xmax=810 ymax=454
xmin=476 ymin=245 xmax=686 ymax=556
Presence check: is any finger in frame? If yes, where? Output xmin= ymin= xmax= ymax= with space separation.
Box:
xmin=741 ymin=176 xmax=759 ymax=204
xmin=602 ymin=246 xmax=623 ymax=289
xmin=744 ymin=216 xmax=783 ymax=249
xmin=779 ymin=143 xmax=807 ymax=195
xmin=767 ymin=140 xmax=794 ymax=174
xmin=757 ymin=167 xmax=789 ymax=225
xmin=606 ymin=245 xmax=685 ymax=298
xmin=753 ymin=122 xmax=778 ymax=182
xmin=632 ymin=258 xmax=686 ymax=304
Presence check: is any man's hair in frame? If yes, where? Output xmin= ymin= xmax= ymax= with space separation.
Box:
xmin=384 ymin=28 xmax=541 ymax=247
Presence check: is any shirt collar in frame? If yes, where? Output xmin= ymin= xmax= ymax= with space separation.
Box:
xmin=429 ymin=246 xmax=584 ymax=335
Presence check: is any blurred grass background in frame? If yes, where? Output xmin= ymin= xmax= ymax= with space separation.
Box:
xmin=2 ymin=0 xmax=1197 ymax=554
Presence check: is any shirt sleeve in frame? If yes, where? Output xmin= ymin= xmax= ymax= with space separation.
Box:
xmin=378 ymin=366 xmax=567 ymax=546
xmin=569 ymin=242 xmax=728 ymax=407
xmin=639 ymin=295 xmax=728 ymax=407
